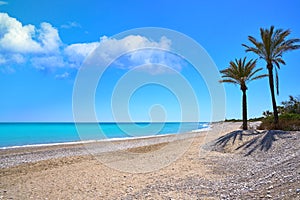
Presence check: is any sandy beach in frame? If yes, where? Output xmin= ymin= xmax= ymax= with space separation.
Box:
xmin=0 ymin=122 xmax=299 ymax=199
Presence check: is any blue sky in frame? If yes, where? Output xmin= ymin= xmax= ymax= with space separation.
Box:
xmin=0 ymin=0 xmax=299 ymax=122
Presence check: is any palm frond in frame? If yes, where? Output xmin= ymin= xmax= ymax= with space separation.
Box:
xmin=243 ymin=26 xmax=300 ymax=96
xmin=219 ymin=57 xmax=266 ymax=90
xmin=248 ymin=67 xmax=263 ymax=80
xmin=274 ymin=61 xmax=281 ymax=69
xmin=276 ymin=58 xmax=286 ymax=65
xmin=219 ymin=79 xmax=238 ymax=84
xmin=250 ymin=74 xmax=268 ymax=81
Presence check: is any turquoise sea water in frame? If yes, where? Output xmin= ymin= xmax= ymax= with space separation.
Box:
xmin=0 ymin=122 xmax=209 ymax=148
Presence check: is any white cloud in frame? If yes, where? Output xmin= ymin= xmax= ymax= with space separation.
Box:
xmin=127 ymin=49 xmax=184 ymax=74
xmin=90 ymin=35 xmax=172 ymax=65
xmin=64 ymin=42 xmax=99 ymax=68
xmin=0 ymin=13 xmax=42 ymax=53
xmin=38 ymin=22 xmax=62 ymax=53
xmin=0 ymin=1 xmax=8 ymax=5
xmin=0 ymin=13 xmax=62 ymax=54
xmin=11 ymin=54 xmax=25 ymax=64
xmin=0 ymin=12 xmax=181 ymax=75
xmin=31 ymin=56 xmax=65 ymax=69
xmin=87 ymin=35 xmax=182 ymax=74
xmin=98 ymin=35 xmax=171 ymax=58
xmin=61 ymin=21 xmax=81 ymax=29
xmin=0 ymin=53 xmax=25 ymax=65
xmin=55 ymin=72 xmax=69 ymax=79
xmin=0 ymin=12 xmax=63 ymax=70
xmin=63 ymin=35 xmax=174 ymax=71
xmin=135 ymin=63 xmax=179 ymax=75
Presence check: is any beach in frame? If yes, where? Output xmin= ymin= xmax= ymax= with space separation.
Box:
xmin=0 ymin=122 xmax=299 ymax=199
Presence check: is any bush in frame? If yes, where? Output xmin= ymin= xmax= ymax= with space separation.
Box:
xmin=281 ymin=95 xmax=300 ymax=114
xmin=225 ymin=118 xmax=242 ymax=122
xmin=225 ymin=117 xmax=263 ymax=122
xmin=259 ymin=113 xmax=300 ymax=131
xmin=249 ymin=117 xmax=264 ymax=122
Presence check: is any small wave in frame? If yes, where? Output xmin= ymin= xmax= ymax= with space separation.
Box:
xmin=192 ymin=127 xmax=211 ymax=132
xmin=0 ymin=140 xmax=98 ymax=150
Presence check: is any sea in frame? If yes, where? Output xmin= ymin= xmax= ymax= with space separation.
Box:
xmin=0 ymin=122 xmax=209 ymax=149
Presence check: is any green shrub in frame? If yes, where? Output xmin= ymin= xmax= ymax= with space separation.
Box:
xmin=225 ymin=117 xmax=263 ymax=122
xmin=259 ymin=113 xmax=300 ymax=131
xmin=225 ymin=118 xmax=242 ymax=122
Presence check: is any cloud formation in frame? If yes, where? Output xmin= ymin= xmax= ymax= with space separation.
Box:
xmin=0 ymin=13 xmax=63 ymax=70
xmin=0 ymin=13 xmax=44 ymax=53
xmin=85 ymin=35 xmax=186 ymax=74
xmin=64 ymin=42 xmax=99 ymax=68
xmin=89 ymin=35 xmax=172 ymax=67
xmin=0 ymin=12 xmax=181 ymax=76
xmin=55 ymin=72 xmax=70 ymax=79
xmin=61 ymin=21 xmax=81 ymax=29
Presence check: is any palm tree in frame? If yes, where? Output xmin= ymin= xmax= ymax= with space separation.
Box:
xmin=220 ymin=57 xmax=267 ymax=130
xmin=242 ymin=26 xmax=300 ymax=127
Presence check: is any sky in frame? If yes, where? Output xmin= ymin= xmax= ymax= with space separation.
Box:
xmin=0 ymin=0 xmax=299 ymax=122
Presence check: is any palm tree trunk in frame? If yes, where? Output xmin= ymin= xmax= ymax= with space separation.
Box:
xmin=242 ymin=89 xmax=248 ymax=130
xmin=267 ymin=64 xmax=279 ymax=127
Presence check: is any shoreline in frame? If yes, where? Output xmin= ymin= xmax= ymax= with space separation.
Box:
xmin=0 ymin=122 xmax=211 ymax=150
xmin=1 ymin=121 xmax=299 ymax=199
xmin=0 ymin=126 xmax=211 ymax=150
xmin=0 ymin=124 xmax=215 ymax=168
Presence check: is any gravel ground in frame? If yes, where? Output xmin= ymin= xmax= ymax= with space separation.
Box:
xmin=119 ymin=130 xmax=300 ymax=199
xmin=0 ymin=130 xmax=204 ymax=169
xmin=1 ymin=123 xmax=299 ymax=199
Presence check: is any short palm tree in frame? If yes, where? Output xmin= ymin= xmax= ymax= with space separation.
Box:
xmin=242 ymin=26 xmax=300 ymax=127
xmin=220 ymin=57 xmax=267 ymax=130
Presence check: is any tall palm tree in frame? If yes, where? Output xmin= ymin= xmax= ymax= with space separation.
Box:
xmin=242 ymin=26 xmax=300 ymax=127
xmin=220 ymin=57 xmax=267 ymax=130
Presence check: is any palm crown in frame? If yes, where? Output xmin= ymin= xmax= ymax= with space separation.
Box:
xmin=220 ymin=57 xmax=267 ymax=90
xmin=242 ymin=26 xmax=300 ymax=94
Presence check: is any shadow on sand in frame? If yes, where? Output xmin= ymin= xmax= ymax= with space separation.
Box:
xmin=215 ymin=130 xmax=291 ymax=156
